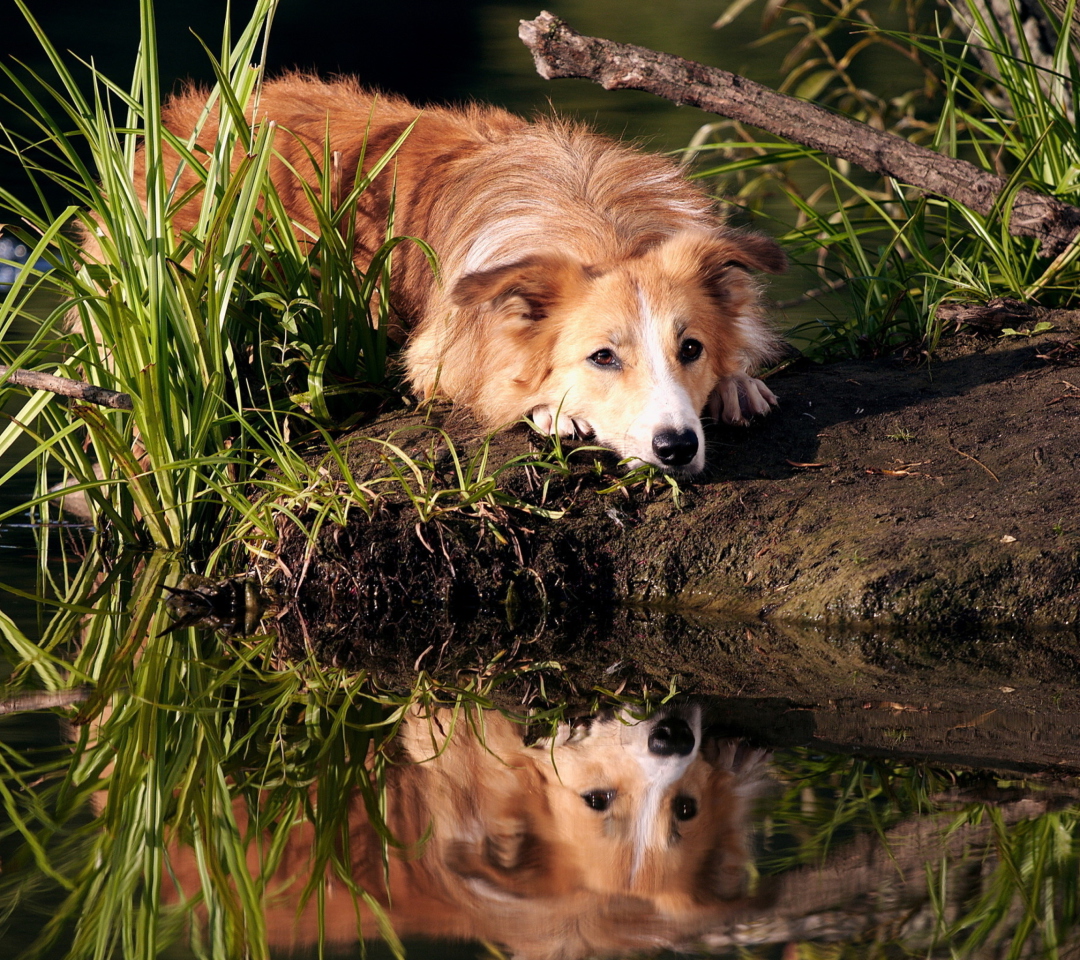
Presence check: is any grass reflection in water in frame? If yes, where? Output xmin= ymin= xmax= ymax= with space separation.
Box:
xmin=0 ymin=548 xmax=1078 ymax=960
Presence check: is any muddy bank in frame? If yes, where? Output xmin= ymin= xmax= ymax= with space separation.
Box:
xmin=272 ymin=322 xmax=1080 ymax=637
xmin=596 ymin=325 xmax=1080 ymax=627
xmin=244 ymin=323 xmax=1080 ymax=775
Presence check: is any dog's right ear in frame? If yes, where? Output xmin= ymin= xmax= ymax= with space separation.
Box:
xmin=451 ymin=254 xmax=587 ymax=321
xmin=723 ymin=231 xmax=787 ymax=275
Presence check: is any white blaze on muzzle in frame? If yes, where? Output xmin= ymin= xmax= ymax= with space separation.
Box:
xmin=619 ymin=288 xmax=704 ymax=472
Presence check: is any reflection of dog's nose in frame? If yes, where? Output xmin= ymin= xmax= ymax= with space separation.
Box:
xmin=648 ymin=718 xmax=695 ymax=756
xmin=652 ymin=429 xmax=698 ymax=467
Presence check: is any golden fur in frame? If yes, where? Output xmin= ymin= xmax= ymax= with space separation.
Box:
xmin=162 ymin=706 xmax=768 ymax=960
xmin=110 ymin=75 xmax=786 ymax=472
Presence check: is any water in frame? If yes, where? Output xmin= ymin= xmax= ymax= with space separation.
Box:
xmin=1 ymin=552 xmax=1078 ymax=958
xmin=0 ymin=0 xmax=788 ymax=196
xmin=0 ymin=0 xmax=926 ymax=218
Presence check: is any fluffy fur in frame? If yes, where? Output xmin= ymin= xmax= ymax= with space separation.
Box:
xmin=133 ymin=76 xmax=786 ymax=473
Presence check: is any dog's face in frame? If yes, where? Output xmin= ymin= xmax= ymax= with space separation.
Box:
xmin=451 ymin=230 xmax=785 ymax=474
xmin=395 ymin=704 xmax=769 ymax=958
xmin=413 ymin=705 xmax=768 ymax=909
xmin=525 ymin=706 xmax=765 ymax=906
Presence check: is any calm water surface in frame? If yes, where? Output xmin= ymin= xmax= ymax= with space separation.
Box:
xmin=0 ymin=552 xmax=1077 ymax=959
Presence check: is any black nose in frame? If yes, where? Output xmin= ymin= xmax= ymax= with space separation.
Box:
xmin=648 ymin=718 xmax=695 ymax=757
xmin=652 ymin=429 xmax=698 ymax=467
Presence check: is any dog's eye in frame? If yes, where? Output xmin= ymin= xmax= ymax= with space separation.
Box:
xmin=588 ymin=349 xmax=618 ymax=368
xmin=581 ymin=789 xmax=616 ymax=811
xmin=673 ymin=795 xmax=698 ymax=821
xmin=680 ymin=339 xmax=703 ymax=363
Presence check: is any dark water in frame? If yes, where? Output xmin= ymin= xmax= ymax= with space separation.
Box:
xmin=2 ymin=0 xmax=751 ymax=206
xmin=0 ymin=0 xmax=923 ymax=207
xmin=1 ymin=553 xmax=1078 ymax=959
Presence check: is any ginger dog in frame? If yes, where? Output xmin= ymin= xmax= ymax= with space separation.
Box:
xmin=98 ymin=75 xmax=786 ymax=473
xmin=160 ymin=704 xmax=769 ymax=960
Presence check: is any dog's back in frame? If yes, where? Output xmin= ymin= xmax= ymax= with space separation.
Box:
xmin=156 ymin=76 xmax=717 ymax=307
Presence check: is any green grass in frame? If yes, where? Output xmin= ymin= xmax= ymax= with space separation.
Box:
xmin=697 ymin=0 xmax=1080 ymax=359
xmin=0 ymin=0 xmax=427 ymax=553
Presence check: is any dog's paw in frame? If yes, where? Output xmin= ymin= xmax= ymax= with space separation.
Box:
xmin=529 ymin=405 xmax=555 ymax=435
xmin=708 ymin=375 xmax=778 ymax=426
xmin=528 ymin=405 xmax=591 ymax=439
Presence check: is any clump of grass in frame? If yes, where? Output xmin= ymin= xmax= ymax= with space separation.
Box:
xmin=698 ymin=0 xmax=1080 ymax=359
xmin=0 ymin=0 xmax=423 ymax=553
xmin=0 ymin=549 xmax=506 ymax=957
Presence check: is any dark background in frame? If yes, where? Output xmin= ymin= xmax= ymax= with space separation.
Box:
xmin=0 ymin=0 xmax=491 ymax=208
xmin=3 ymin=0 xmax=489 ymax=102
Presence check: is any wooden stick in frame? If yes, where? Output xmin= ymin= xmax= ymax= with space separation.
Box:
xmin=519 ymin=11 xmax=1080 ymax=256
xmin=0 ymin=364 xmax=133 ymax=410
xmin=0 ymin=686 xmax=90 ymax=716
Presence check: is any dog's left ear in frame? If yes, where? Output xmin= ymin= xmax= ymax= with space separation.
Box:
xmin=451 ymin=254 xmax=586 ymax=321
xmin=687 ymin=231 xmax=786 ymax=310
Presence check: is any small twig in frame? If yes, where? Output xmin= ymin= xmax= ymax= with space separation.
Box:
xmin=948 ymin=440 xmax=1000 ymax=483
xmin=946 ymin=708 xmax=997 ymax=734
xmin=0 ymin=364 xmax=133 ymax=410
xmin=0 ymin=686 xmax=90 ymax=716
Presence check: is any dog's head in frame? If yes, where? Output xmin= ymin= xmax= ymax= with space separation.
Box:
xmin=524 ymin=705 xmax=769 ymax=906
xmin=400 ymin=704 xmax=771 ymax=958
xmin=451 ymin=229 xmax=785 ymax=474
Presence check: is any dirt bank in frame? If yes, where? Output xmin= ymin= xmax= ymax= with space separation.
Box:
xmin=258 ymin=322 xmax=1080 ymax=769
xmin=272 ymin=320 xmax=1080 ymax=639
xmin=607 ymin=324 xmax=1080 ymax=627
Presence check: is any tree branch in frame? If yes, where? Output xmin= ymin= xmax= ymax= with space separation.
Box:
xmin=0 ymin=365 xmax=133 ymax=410
xmin=518 ymin=11 xmax=1080 ymax=256
xmin=0 ymin=686 xmax=90 ymax=716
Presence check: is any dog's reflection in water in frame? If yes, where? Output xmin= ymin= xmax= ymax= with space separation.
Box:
xmin=173 ymin=704 xmax=769 ymax=959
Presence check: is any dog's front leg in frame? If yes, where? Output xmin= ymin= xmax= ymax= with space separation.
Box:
xmin=708 ymin=374 xmax=778 ymax=426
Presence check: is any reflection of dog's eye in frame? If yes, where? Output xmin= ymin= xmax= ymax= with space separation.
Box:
xmin=581 ymin=790 xmax=616 ymax=811
xmin=673 ymin=796 xmax=698 ymax=821
xmin=588 ymin=349 xmax=618 ymax=367
xmin=679 ymin=339 xmax=703 ymax=363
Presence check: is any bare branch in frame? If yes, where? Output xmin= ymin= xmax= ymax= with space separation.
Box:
xmin=519 ymin=11 xmax=1080 ymax=256
xmin=0 ymin=365 xmax=133 ymax=410
xmin=0 ymin=686 xmax=90 ymax=715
